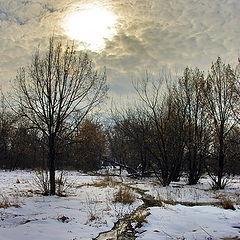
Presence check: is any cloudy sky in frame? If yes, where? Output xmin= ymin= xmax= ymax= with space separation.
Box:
xmin=0 ymin=0 xmax=239 ymax=96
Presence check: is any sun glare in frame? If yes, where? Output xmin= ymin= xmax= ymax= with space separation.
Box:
xmin=63 ymin=5 xmax=117 ymax=52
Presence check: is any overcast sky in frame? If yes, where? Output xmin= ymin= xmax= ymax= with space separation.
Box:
xmin=0 ymin=0 xmax=239 ymax=96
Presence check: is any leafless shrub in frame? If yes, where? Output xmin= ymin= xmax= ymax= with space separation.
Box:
xmin=103 ymin=190 xmax=134 ymax=220
xmin=32 ymin=170 xmax=50 ymax=196
xmin=210 ymin=177 xmax=230 ymax=190
xmin=33 ymin=170 xmax=72 ymax=196
xmin=55 ymin=171 xmax=73 ymax=197
xmin=111 ymin=201 xmax=136 ymax=220
xmin=85 ymin=193 xmax=101 ymax=222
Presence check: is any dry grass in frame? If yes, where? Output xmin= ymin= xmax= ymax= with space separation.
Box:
xmin=89 ymin=214 xmax=100 ymax=222
xmin=77 ymin=175 xmax=119 ymax=189
xmin=0 ymin=200 xmax=11 ymax=209
xmin=134 ymin=210 xmax=150 ymax=228
xmin=220 ymin=197 xmax=235 ymax=210
xmin=85 ymin=193 xmax=102 ymax=222
xmin=90 ymin=176 xmax=111 ymax=188
xmin=55 ymin=171 xmax=73 ymax=197
xmin=0 ymin=194 xmax=20 ymax=209
xmin=154 ymin=192 xmax=166 ymax=206
xmin=32 ymin=170 xmax=72 ymax=196
xmin=57 ymin=215 xmax=70 ymax=223
xmin=32 ymin=170 xmax=50 ymax=196
xmin=112 ymin=186 xmax=136 ymax=205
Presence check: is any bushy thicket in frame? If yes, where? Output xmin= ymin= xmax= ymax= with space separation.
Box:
xmin=0 ymin=111 xmax=106 ymax=172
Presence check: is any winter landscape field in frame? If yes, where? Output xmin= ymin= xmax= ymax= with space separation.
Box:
xmin=0 ymin=170 xmax=239 ymax=240
xmin=0 ymin=0 xmax=240 ymax=239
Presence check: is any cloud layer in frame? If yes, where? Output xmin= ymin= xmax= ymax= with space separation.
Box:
xmin=0 ymin=0 xmax=239 ymax=94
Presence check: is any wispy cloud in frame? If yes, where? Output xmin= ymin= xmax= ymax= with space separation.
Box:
xmin=0 ymin=0 xmax=239 ymax=94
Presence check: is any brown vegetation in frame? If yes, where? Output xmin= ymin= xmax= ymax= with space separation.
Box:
xmin=112 ymin=186 xmax=136 ymax=205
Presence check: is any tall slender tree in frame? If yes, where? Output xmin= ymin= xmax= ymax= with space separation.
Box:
xmin=176 ymin=67 xmax=210 ymax=184
xmin=202 ymin=57 xmax=236 ymax=189
xmin=134 ymin=74 xmax=185 ymax=185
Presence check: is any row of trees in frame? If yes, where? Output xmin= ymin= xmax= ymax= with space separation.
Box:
xmin=0 ymin=113 xmax=106 ymax=172
xmin=109 ymin=58 xmax=240 ymax=189
xmin=0 ymin=37 xmax=240 ymax=194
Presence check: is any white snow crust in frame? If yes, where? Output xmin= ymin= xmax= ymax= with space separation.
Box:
xmin=0 ymin=170 xmax=239 ymax=240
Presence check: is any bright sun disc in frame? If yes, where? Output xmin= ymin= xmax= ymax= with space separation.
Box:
xmin=63 ymin=5 xmax=117 ymax=52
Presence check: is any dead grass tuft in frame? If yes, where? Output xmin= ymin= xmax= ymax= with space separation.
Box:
xmin=55 ymin=171 xmax=73 ymax=197
xmin=89 ymin=215 xmax=99 ymax=222
xmin=112 ymin=186 xmax=136 ymax=205
xmin=32 ymin=170 xmax=50 ymax=195
xmin=220 ymin=197 xmax=235 ymax=210
xmin=77 ymin=175 xmax=119 ymax=189
xmin=32 ymin=170 xmax=72 ymax=196
xmin=134 ymin=210 xmax=150 ymax=228
xmin=154 ymin=193 xmax=165 ymax=207
xmin=85 ymin=193 xmax=102 ymax=222
xmin=57 ymin=215 xmax=69 ymax=223
xmin=0 ymin=194 xmax=20 ymax=209
xmin=0 ymin=200 xmax=11 ymax=209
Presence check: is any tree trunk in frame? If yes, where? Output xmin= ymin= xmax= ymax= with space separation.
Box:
xmin=141 ymin=150 xmax=147 ymax=177
xmin=218 ymin=128 xmax=224 ymax=189
xmin=49 ymin=134 xmax=56 ymax=195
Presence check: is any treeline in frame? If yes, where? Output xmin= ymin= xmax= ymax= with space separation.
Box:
xmin=0 ymin=38 xmax=240 ymax=192
xmin=109 ymin=59 xmax=240 ymax=189
xmin=0 ymin=110 xmax=106 ymax=172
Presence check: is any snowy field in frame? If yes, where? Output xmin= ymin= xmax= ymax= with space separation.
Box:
xmin=0 ymin=170 xmax=239 ymax=240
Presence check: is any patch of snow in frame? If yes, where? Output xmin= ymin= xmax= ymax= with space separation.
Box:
xmin=0 ymin=170 xmax=141 ymax=240
xmin=0 ymin=170 xmax=239 ymax=239
xmin=137 ymin=204 xmax=240 ymax=240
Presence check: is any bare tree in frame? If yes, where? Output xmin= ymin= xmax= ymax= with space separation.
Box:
xmin=134 ymin=73 xmax=185 ymax=186
xmin=12 ymin=37 xmax=108 ymax=195
xmin=107 ymin=120 xmax=134 ymax=176
xmin=225 ymin=126 xmax=240 ymax=175
xmin=233 ymin=58 xmax=240 ymax=122
xmin=110 ymin=107 xmax=151 ymax=177
xmin=0 ymin=95 xmax=11 ymax=169
xmin=201 ymin=57 xmax=236 ymax=189
xmin=176 ymin=67 xmax=210 ymax=184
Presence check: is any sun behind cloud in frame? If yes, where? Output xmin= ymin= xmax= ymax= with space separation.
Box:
xmin=63 ymin=4 xmax=117 ymax=52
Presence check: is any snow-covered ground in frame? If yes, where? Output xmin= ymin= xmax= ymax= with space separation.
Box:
xmin=138 ymin=204 xmax=240 ymax=240
xmin=0 ymin=170 xmax=239 ymax=240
